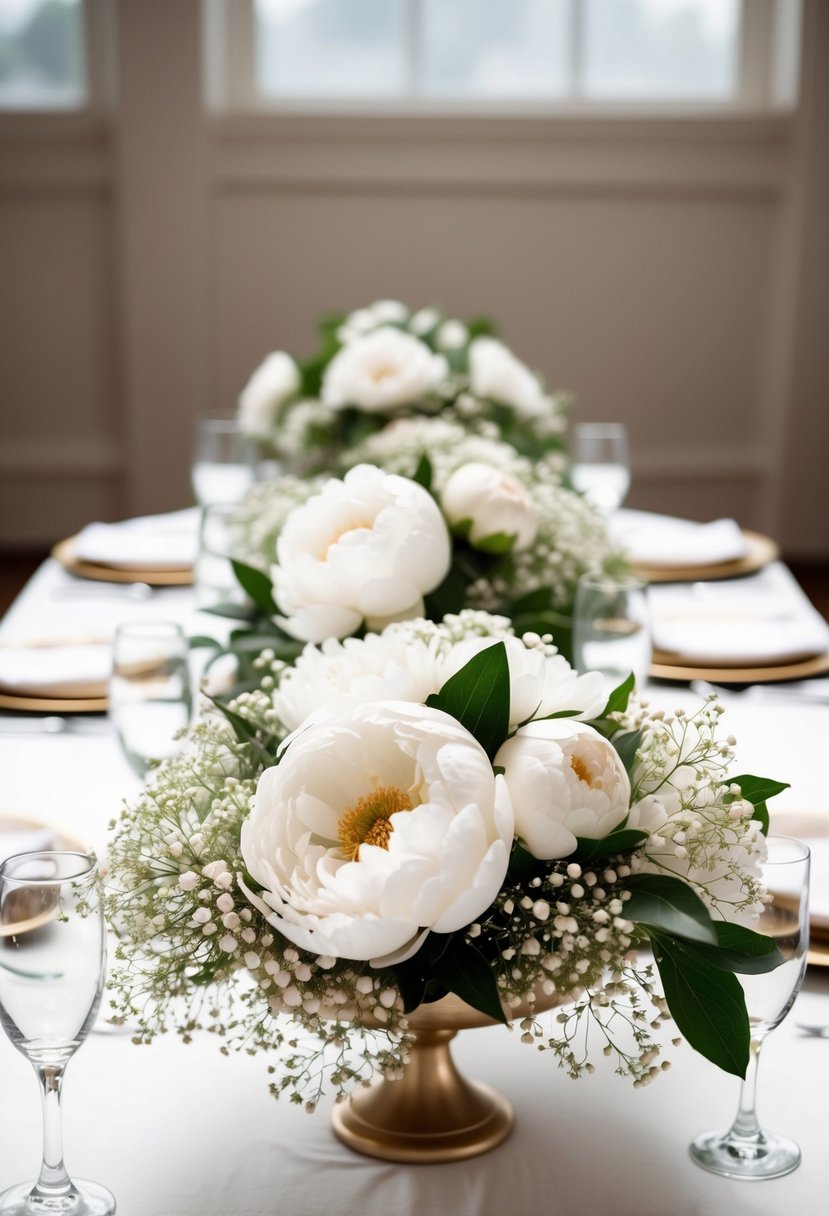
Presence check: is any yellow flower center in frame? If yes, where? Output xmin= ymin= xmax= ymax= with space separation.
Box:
xmin=570 ymin=753 xmax=597 ymax=788
xmin=369 ymin=362 xmax=400 ymax=383
xmin=338 ymin=785 xmax=413 ymax=861
xmin=321 ymin=519 xmax=373 ymax=560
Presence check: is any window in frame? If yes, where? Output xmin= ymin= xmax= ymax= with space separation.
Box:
xmin=212 ymin=0 xmax=800 ymax=111
xmin=0 ymin=0 xmax=86 ymax=109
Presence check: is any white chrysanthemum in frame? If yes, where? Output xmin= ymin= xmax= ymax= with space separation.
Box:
xmin=239 ymin=701 xmax=514 ymax=966
xmin=237 ymin=351 xmax=301 ymax=437
xmin=273 ymin=629 xmax=445 ymax=732
xmin=271 ymin=464 xmax=451 ymax=643
xmin=496 ymin=720 xmax=630 ymax=859
xmin=468 ymin=336 xmax=549 ymax=418
xmin=442 ymin=461 xmax=539 ymax=552
xmin=441 ymin=635 xmax=609 ymax=731
xmin=322 ymin=328 xmax=448 ymax=412
xmin=273 ymin=618 xmax=605 ymax=735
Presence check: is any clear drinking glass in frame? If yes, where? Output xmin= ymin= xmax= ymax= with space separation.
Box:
xmin=690 ymin=836 xmax=810 ymax=1180
xmin=0 ymin=851 xmax=114 ymax=1215
xmin=109 ymin=621 xmax=192 ymax=778
xmin=191 ymin=417 xmax=256 ymax=508
xmin=194 ymin=503 xmax=251 ymax=611
xmin=572 ymin=574 xmax=652 ymax=690
xmin=570 ymin=422 xmax=631 ymax=515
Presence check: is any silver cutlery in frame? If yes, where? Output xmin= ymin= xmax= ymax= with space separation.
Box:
xmin=690 ymin=679 xmax=829 ymax=705
xmin=51 ymin=582 xmax=156 ymax=601
xmin=0 ymin=715 xmax=111 ymax=736
xmin=796 ymin=1023 xmax=829 ymax=1038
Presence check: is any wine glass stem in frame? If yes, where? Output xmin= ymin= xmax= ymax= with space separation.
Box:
xmin=33 ymin=1062 xmax=73 ymax=1197
xmin=729 ymin=1040 xmax=763 ymax=1142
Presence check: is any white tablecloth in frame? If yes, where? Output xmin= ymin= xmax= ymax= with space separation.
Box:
xmin=1 ymin=561 xmax=828 ymax=1216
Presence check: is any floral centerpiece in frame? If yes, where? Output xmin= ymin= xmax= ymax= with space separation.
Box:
xmin=218 ymin=437 xmax=623 ymax=677
xmin=108 ymin=610 xmax=786 ymax=1125
xmin=236 ymin=300 xmax=571 ymax=474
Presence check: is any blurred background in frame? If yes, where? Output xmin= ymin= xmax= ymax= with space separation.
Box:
xmin=0 ymin=0 xmax=826 ymax=576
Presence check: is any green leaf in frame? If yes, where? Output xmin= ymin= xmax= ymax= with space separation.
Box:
xmin=391 ymin=932 xmax=453 ymax=1014
xmin=412 ymin=452 xmax=433 ymax=493
xmin=230 ymin=560 xmax=277 ymax=616
xmin=624 ymin=873 xmax=718 ymax=945
xmin=429 ymin=641 xmax=510 ymax=761
xmin=206 ymin=696 xmax=279 ymax=767
xmin=651 ymin=932 xmax=750 ymax=1077
xmin=508 ymin=587 xmax=552 ymax=617
xmin=203 ymin=603 xmax=257 ymax=621
xmin=611 ymin=729 xmax=643 ymax=778
xmin=507 ymin=840 xmax=543 ymax=882
xmin=432 ymin=938 xmax=507 ymax=1024
xmin=475 ymin=531 xmax=516 ymax=556
xmin=728 ymin=774 xmax=790 ymax=834
xmin=599 ymin=673 xmax=635 ymax=718
xmin=424 ymin=561 xmax=469 ymax=619
xmin=188 ymin=635 xmax=222 ymax=651
xmin=672 ymin=922 xmax=786 ymax=976
xmin=574 ymin=828 xmax=649 ymax=863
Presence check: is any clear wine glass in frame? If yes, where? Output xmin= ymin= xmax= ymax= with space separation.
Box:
xmin=690 ymin=835 xmax=810 ymax=1179
xmin=572 ymin=573 xmax=652 ymax=691
xmin=191 ymin=417 xmax=256 ymax=508
xmin=0 ymin=850 xmax=115 ymax=1215
xmin=570 ymin=422 xmax=630 ymax=515
xmin=109 ymin=620 xmax=192 ymax=779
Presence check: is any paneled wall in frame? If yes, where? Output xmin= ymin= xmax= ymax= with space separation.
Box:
xmin=0 ymin=0 xmax=827 ymax=556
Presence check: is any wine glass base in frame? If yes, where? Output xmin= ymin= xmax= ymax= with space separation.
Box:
xmin=690 ymin=1127 xmax=801 ymax=1180
xmin=0 ymin=1179 xmax=116 ymax=1215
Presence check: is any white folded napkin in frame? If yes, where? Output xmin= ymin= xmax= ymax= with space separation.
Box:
xmin=769 ymin=811 xmax=829 ymax=930
xmin=0 ymin=825 xmax=55 ymax=865
xmin=650 ymin=563 xmax=829 ymax=665
xmin=611 ymin=509 xmax=747 ymax=567
xmin=73 ymin=508 xmax=199 ymax=570
xmin=0 ymin=641 xmax=112 ymax=697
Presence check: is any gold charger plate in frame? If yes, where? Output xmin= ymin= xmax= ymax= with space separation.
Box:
xmin=0 ymin=689 xmax=107 ymax=713
xmin=634 ymin=530 xmax=779 ymax=584
xmin=650 ymin=650 xmax=829 ymax=685
xmin=52 ymin=536 xmax=193 ymax=587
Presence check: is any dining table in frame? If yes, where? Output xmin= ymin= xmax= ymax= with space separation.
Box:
xmin=1 ymin=553 xmax=828 ymax=1216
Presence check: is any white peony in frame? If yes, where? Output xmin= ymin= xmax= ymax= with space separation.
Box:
xmin=495 ymin=720 xmax=630 ymax=859
xmin=322 ymin=328 xmax=448 ymax=412
xmin=441 ymin=461 xmax=539 ymax=552
xmin=468 ymin=336 xmax=549 ymax=418
xmin=237 ymin=351 xmax=301 ymax=437
xmin=271 ymin=464 xmax=451 ymax=643
xmin=239 ymin=701 xmax=514 ymax=966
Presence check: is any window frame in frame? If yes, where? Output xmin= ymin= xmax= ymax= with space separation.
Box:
xmin=208 ymin=0 xmax=801 ymax=116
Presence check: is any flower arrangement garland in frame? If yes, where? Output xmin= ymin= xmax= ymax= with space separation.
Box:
xmin=236 ymin=300 xmax=571 ymax=473
xmin=222 ymin=435 xmax=624 ymax=677
xmin=108 ymin=612 xmax=786 ymax=1108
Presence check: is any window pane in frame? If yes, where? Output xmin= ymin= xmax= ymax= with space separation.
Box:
xmin=0 ymin=0 xmax=86 ymax=109
xmin=583 ymin=0 xmax=740 ymax=100
xmin=421 ymin=0 xmax=569 ymax=98
xmin=255 ymin=0 xmax=407 ymax=98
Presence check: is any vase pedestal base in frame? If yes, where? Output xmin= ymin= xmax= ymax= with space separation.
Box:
xmin=331 ymin=1026 xmax=514 ymax=1164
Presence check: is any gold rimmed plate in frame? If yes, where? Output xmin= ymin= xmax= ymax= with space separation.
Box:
xmin=634 ymin=530 xmax=779 ymax=584
xmin=52 ymin=536 xmax=193 ymax=587
xmin=0 ymin=638 xmax=110 ymax=708
xmin=0 ymin=690 xmax=108 ymax=714
xmin=650 ymin=651 xmax=829 ymax=685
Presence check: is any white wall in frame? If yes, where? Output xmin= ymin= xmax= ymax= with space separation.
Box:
xmin=0 ymin=0 xmax=827 ymax=556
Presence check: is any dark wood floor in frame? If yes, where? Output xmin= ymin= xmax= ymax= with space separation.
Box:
xmin=2 ymin=548 xmax=829 ymax=623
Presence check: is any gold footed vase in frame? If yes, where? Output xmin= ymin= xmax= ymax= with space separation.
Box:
xmin=331 ymin=990 xmax=559 ymax=1164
